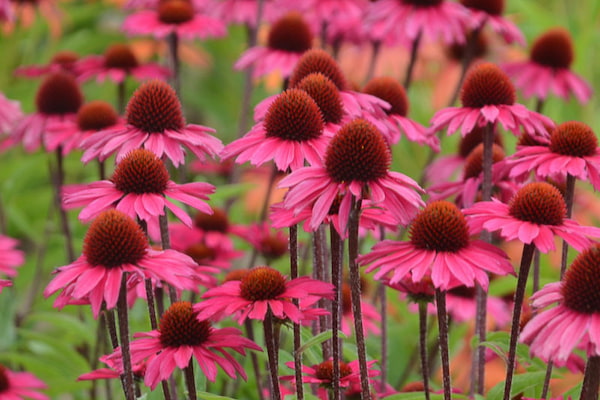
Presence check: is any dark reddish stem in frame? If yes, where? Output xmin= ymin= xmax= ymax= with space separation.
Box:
xmin=167 ymin=32 xmax=180 ymax=96
xmin=502 ymin=243 xmax=536 ymax=400
xmin=264 ymin=311 xmax=282 ymax=400
xmin=366 ymin=40 xmax=381 ymax=82
xmin=580 ymin=356 xmax=600 ymax=400
xmin=117 ymin=80 xmax=126 ymax=115
xmin=53 ymin=148 xmax=75 ymax=262
xmin=184 ymin=359 xmax=197 ymax=400
xmin=435 ymin=289 xmax=452 ymax=400
xmin=560 ymin=173 xmax=576 ymax=278
xmin=348 ymin=198 xmax=371 ymax=400
xmin=244 ymin=320 xmax=265 ymax=400
xmin=117 ymin=277 xmax=135 ymax=400
xmin=330 ymin=225 xmax=343 ymax=400
xmin=418 ymin=302 xmax=431 ymax=400
xmin=159 ymin=212 xmax=178 ymax=303
xmin=290 ymin=224 xmax=304 ymax=400
xmin=403 ymin=31 xmax=422 ymax=90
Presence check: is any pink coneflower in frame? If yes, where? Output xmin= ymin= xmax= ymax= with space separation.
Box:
xmin=230 ymin=222 xmax=289 ymax=262
xmin=358 ymin=201 xmax=514 ymax=290
xmin=279 ymin=118 xmax=423 ymax=233
xmin=464 ymin=182 xmax=600 ymax=253
xmin=270 ymin=197 xmax=401 ymax=238
xmin=44 ymin=100 xmax=123 ymax=156
xmin=0 ymin=364 xmax=48 ymax=400
xmin=81 ymin=80 xmax=222 ymax=166
xmin=425 ymin=285 xmax=511 ymax=327
xmin=44 ymin=210 xmax=202 ymax=318
xmin=169 ymin=209 xmax=243 ymax=269
xmin=0 ymin=92 xmax=23 ymax=134
xmin=520 ymin=244 xmax=600 ymax=363
xmin=459 ymin=0 xmax=525 ymax=45
xmin=221 ymin=88 xmax=329 ymax=171
xmin=425 ymin=125 xmax=502 ymax=185
xmin=282 ymin=358 xmax=379 ymax=391
xmin=340 ymin=283 xmax=381 ymax=336
xmin=75 ymin=43 xmax=171 ymax=84
xmin=211 ymin=0 xmax=279 ymax=28
xmin=430 ymin=62 xmax=553 ymax=137
xmin=506 ymin=121 xmax=600 ymax=190
xmin=194 ymin=265 xmax=334 ymax=323
xmin=287 ymin=49 xmax=390 ymax=123
xmin=64 ymin=149 xmax=214 ymax=238
xmin=362 ymin=76 xmax=439 ymax=149
xmin=365 ymin=0 xmax=471 ymax=46
xmin=122 ymin=0 xmax=226 ymax=40
xmin=0 ymin=235 xmax=24 ymax=280
xmin=8 ymin=72 xmax=83 ymax=152
xmin=78 ymin=355 xmax=147 ymax=382
xmin=503 ymin=28 xmax=592 ymax=103
xmin=235 ymin=12 xmax=313 ymax=79
xmin=428 ymin=142 xmax=518 ymax=207
xmin=14 ymin=50 xmax=79 ymax=78
xmin=104 ymin=301 xmax=261 ymax=389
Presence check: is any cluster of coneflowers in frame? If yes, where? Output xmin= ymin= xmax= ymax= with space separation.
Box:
xmin=0 ymin=0 xmax=599 ymax=400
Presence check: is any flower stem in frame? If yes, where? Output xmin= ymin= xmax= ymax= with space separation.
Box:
xmin=540 ymin=360 xmax=553 ymax=399
xmin=159 ymin=212 xmax=178 ymax=304
xmin=330 ymin=225 xmax=343 ymax=400
xmin=264 ymin=310 xmax=282 ymax=400
xmin=366 ymin=40 xmax=381 ymax=83
xmin=471 ymin=122 xmax=495 ymax=394
xmin=167 ymin=32 xmax=180 ymax=96
xmin=184 ymin=359 xmax=197 ymax=400
xmin=314 ymin=225 xmax=330 ymax=358
xmin=502 ymin=243 xmax=536 ymax=400
xmin=560 ymin=173 xmax=576 ymax=279
xmin=379 ymin=282 xmax=388 ymax=393
xmin=435 ymin=289 xmax=452 ymax=400
xmin=244 ymin=320 xmax=265 ymax=400
xmin=580 ymin=355 xmax=600 ymax=400
xmin=117 ymin=80 xmax=126 ymax=114
xmin=418 ymin=302 xmax=431 ymax=400
xmin=535 ymin=97 xmax=545 ymax=113
xmin=52 ymin=148 xmax=75 ymax=262
xmin=348 ymin=198 xmax=371 ymax=400
xmin=403 ymin=31 xmax=422 ymax=90
xmin=448 ymin=27 xmax=482 ymax=107
xmin=290 ymin=224 xmax=304 ymax=400
xmin=117 ymin=277 xmax=135 ymax=400
xmin=145 ymin=279 xmax=158 ymax=329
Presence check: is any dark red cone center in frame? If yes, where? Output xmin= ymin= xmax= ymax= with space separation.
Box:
xmin=296 ymin=73 xmax=344 ymax=124
xmin=562 ymin=244 xmax=600 ymax=313
xmin=410 ymin=201 xmax=470 ymax=253
xmin=267 ymin=12 xmax=313 ymax=53
xmin=239 ymin=266 xmax=286 ymax=301
xmin=363 ymin=77 xmax=409 ymax=117
xmin=126 ymin=80 xmax=185 ymax=133
xmin=159 ymin=302 xmax=212 ymax=347
xmin=264 ymin=89 xmax=324 ymax=142
xmin=549 ymin=121 xmax=598 ymax=158
xmin=460 ymin=62 xmax=516 ymax=108
xmin=508 ymin=182 xmax=566 ymax=226
xmin=77 ymin=100 xmax=119 ymax=131
xmin=104 ymin=44 xmax=140 ymax=70
xmin=111 ymin=149 xmax=170 ymax=194
xmin=530 ymin=28 xmax=574 ymax=69
xmin=289 ymin=49 xmax=348 ymax=91
xmin=35 ymin=72 xmax=83 ymax=115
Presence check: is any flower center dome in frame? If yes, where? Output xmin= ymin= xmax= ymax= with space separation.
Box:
xmin=111 ymin=149 xmax=170 ymax=194
xmin=194 ymin=208 xmax=229 ymax=232
xmin=324 ymin=119 xmax=390 ymax=183
xmin=126 ymin=80 xmax=185 ymax=133
xmin=363 ymin=77 xmax=409 ymax=117
xmin=508 ymin=182 xmax=566 ymax=226
xmin=460 ymin=62 xmax=516 ymax=108
xmin=158 ymin=0 xmax=194 ymax=24
xmin=267 ymin=12 xmax=313 ymax=53
xmin=549 ymin=121 xmax=597 ymax=158
xmin=462 ymin=143 xmax=505 ymax=179
xmin=35 ymin=72 xmax=83 ymax=115
xmin=562 ymin=244 xmax=600 ymax=314
xmin=264 ymin=89 xmax=324 ymax=142
xmin=77 ymin=100 xmax=119 ymax=131
xmin=240 ymin=266 xmax=287 ymax=301
xmin=83 ymin=210 xmax=148 ymax=268
xmin=530 ymin=28 xmax=573 ymax=69
xmin=296 ymin=73 xmax=344 ymax=124
xmin=409 ymin=201 xmax=470 ymax=253
xmin=104 ymin=44 xmax=140 ymax=70
xmin=289 ymin=49 xmax=348 ymax=91
xmin=159 ymin=302 xmax=212 ymax=347
xmin=460 ymin=0 xmax=504 ymax=15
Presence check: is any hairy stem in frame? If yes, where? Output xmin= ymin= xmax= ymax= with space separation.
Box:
xmin=264 ymin=311 xmax=282 ymax=400
xmin=436 ymin=289 xmax=452 ymax=400
xmin=403 ymin=31 xmax=422 ymax=90
xmin=330 ymin=225 xmax=343 ymax=400
xmin=419 ymin=302 xmax=431 ymax=400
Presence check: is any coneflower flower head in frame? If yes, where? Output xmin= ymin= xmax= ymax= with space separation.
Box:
xmin=264 ymin=89 xmax=324 ymax=142
xmin=460 ymin=0 xmax=504 ymax=15
xmin=289 ymin=48 xmax=348 ymax=90
xmin=530 ymin=28 xmax=573 ymax=70
xmin=103 ymin=43 xmax=139 ymax=70
xmin=460 ymin=62 xmax=515 ymax=108
xmin=267 ymin=12 xmax=313 ymax=54
xmin=549 ymin=121 xmax=597 ymax=158
xmin=36 ymin=72 xmax=83 ymax=116
xmin=111 ymin=148 xmax=170 ymax=195
xmin=295 ymin=73 xmax=344 ymax=125
xmin=77 ymin=101 xmax=119 ymax=132
xmin=126 ymin=80 xmax=184 ymax=134
xmin=159 ymin=301 xmax=212 ymax=348
xmin=158 ymin=0 xmax=194 ymax=24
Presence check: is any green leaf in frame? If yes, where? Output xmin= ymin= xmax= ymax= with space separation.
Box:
xmin=298 ymin=330 xmax=339 ymax=355
xmin=195 ymin=391 xmax=238 ymax=400
xmin=486 ymin=371 xmax=546 ymax=400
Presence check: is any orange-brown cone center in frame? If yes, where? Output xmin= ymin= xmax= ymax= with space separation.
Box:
xmin=77 ymin=100 xmax=119 ymax=131
xmin=508 ymin=182 xmax=566 ymax=226
xmin=126 ymin=80 xmax=185 ymax=133
xmin=159 ymin=302 xmax=212 ymax=347
xmin=409 ymin=201 xmax=470 ymax=253
xmin=240 ymin=266 xmax=287 ymax=301
xmin=460 ymin=62 xmax=516 ymax=108
xmin=111 ymin=149 xmax=170 ymax=194
xmin=562 ymin=244 xmax=600 ymax=313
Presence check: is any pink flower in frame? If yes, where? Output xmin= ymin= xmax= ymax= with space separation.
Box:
xmin=0 ymin=92 xmax=23 ymax=135
xmin=75 ymin=43 xmax=171 ymax=84
xmin=14 ymin=50 xmax=80 ymax=78
xmin=229 ymin=222 xmax=289 ymax=262
xmin=64 ymin=149 xmax=214 ymax=238
xmin=122 ymin=0 xmax=226 ymax=40
xmin=502 ymin=28 xmax=592 ymax=103
xmin=428 ymin=143 xmax=519 ymax=207
xmin=506 ymin=121 xmax=600 ymax=190
xmin=365 ymin=0 xmax=471 ymax=46
xmin=460 ymin=0 xmax=525 ymax=45
xmin=279 ymin=118 xmax=423 ymax=234
xmin=44 ymin=210 xmax=204 ymax=318
xmin=358 ymin=201 xmax=514 ymax=291
xmin=221 ymin=88 xmax=331 ymax=172
xmin=194 ymin=266 xmax=334 ymax=323
xmin=80 ymin=80 xmax=222 ymax=167
xmin=234 ymin=12 xmax=313 ymax=79
xmin=78 ymin=355 xmax=147 ymax=382
xmin=0 ymin=364 xmax=48 ymax=400
xmin=8 ymin=72 xmax=83 ymax=153
xmin=0 ymin=235 xmax=24 ymax=279
xmin=362 ymin=76 xmax=439 ymax=149
xmin=430 ymin=62 xmax=554 ymax=137
xmin=281 ymin=358 xmax=379 ymax=391
xmin=44 ymin=100 xmax=124 ymax=156
xmin=520 ymin=244 xmax=600 ymax=363
xmin=104 ymin=301 xmax=261 ymax=389
xmin=211 ymin=0 xmax=280 ymax=28
xmin=464 ymin=182 xmax=600 ymax=253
